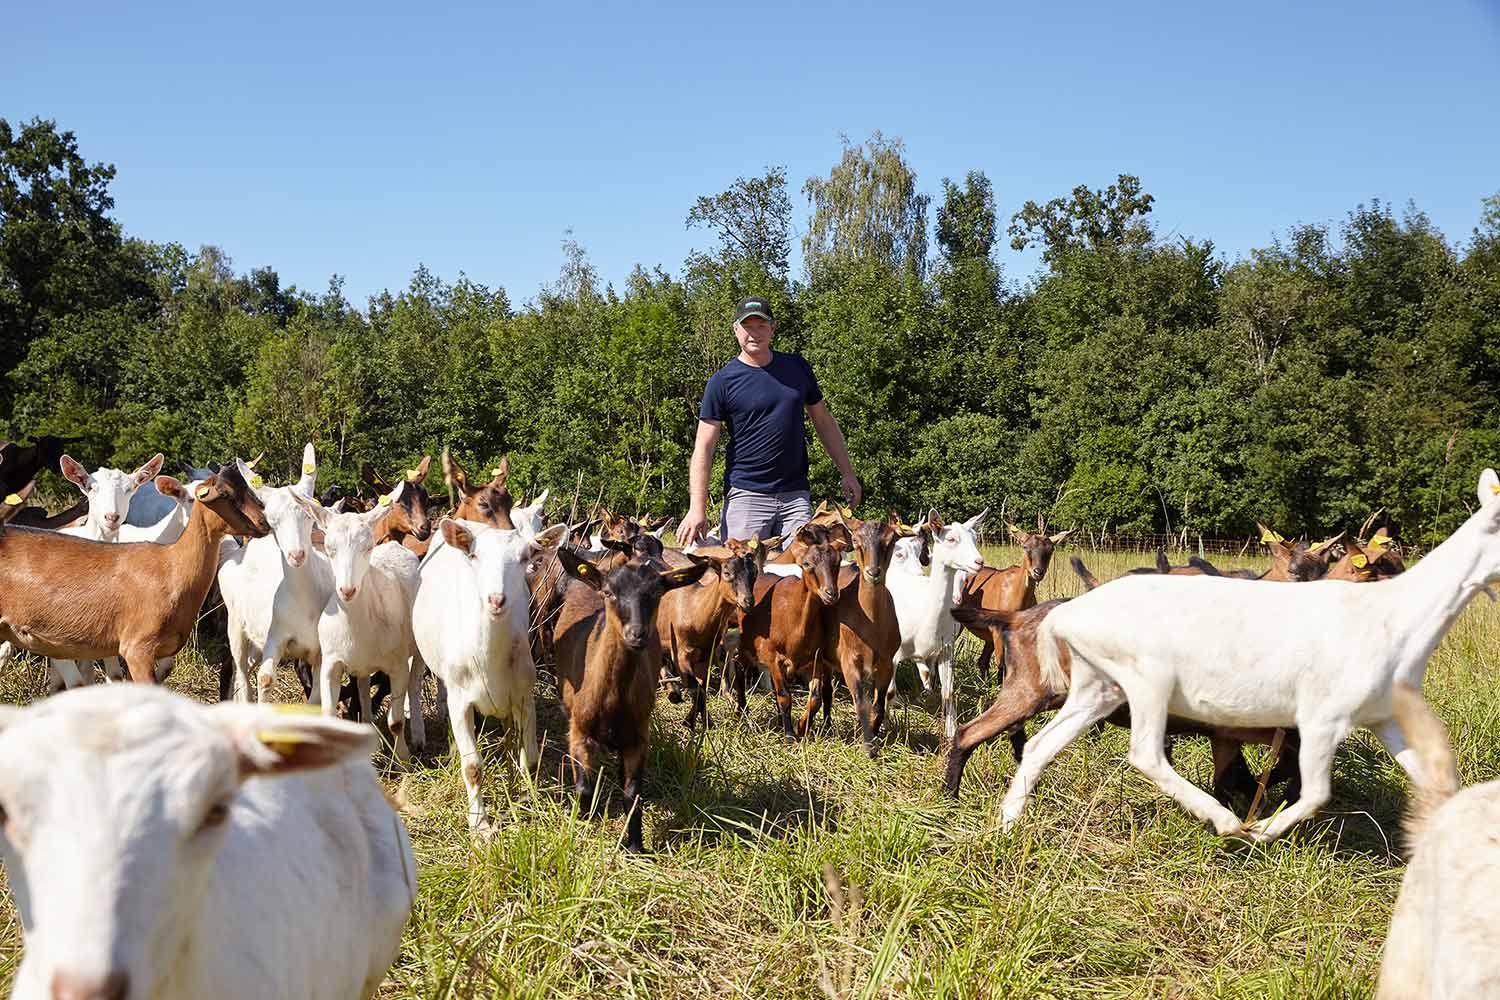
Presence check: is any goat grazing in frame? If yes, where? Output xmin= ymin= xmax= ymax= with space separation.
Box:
xmin=413 ymin=518 xmax=567 ymax=837
xmin=956 ymin=515 xmax=1072 ymax=686
xmin=0 ymin=684 xmax=415 ymax=1000
xmin=991 ymin=469 xmax=1500 ymax=842
xmin=885 ymin=508 xmax=986 ymax=742
xmin=553 ymin=546 xmax=710 ymax=851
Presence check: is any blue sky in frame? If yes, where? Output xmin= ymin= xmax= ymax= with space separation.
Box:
xmin=5 ymin=0 xmax=1498 ymax=307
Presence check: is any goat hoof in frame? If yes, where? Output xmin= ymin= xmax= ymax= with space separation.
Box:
xmin=469 ymin=817 xmax=499 ymax=843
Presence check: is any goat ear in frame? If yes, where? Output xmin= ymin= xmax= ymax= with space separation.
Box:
xmin=215 ymin=703 xmax=377 ymax=778
xmin=1308 ymin=531 xmax=1344 ymax=556
xmin=1479 ymin=469 xmax=1500 ymax=508
xmin=601 ymin=536 xmax=634 ymax=555
xmin=360 ymin=462 xmax=387 ymax=491
xmin=757 ymin=534 xmax=782 ymax=559
xmin=442 ymin=447 xmax=475 ymax=496
xmin=284 ymin=489 xmax=326 ymax=527
xmin=59 ymin=454 xmax=93 ymax=490
xmin=489 ymin=455 xmax=509 ymax=486
xmin=1256 ymin=522 xmax=1288 ymax=547
xmin=559 ymin=547 xmax=604 ymax=590
xmin=1155 ymin=549 xmax=1172 ymax=573
xmin=440 ymin=518 xmax=480 ymax=555
xmin=1048 ymin=528 xmax=1073 ymax=545
xmin=153 ymin=475 xmax=186 ymax=500
xmin=965 ymin=507 xmax=989 ymax=531
xmin=131 ymin=453 xmax=165 ymax=487
xmin=650 ymin=518 xmax=674 ymax=541
xmin=363 ymin=486 xmax=401 ymax=526
xmin=411 ymin=454 xmax=432 ymax=481
xmin=660 ymin=554 xmax=712 ymax=591
xmin=527 ymin=523 xmax=568 ymax=555
xmin=533 ymin=487 xmax=548 ymax=507
xmin=1005 ymin=521 xmax=1027 ymax=544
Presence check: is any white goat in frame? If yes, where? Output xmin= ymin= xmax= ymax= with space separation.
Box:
xmin=414 ymin=517 xmax=566 ymax=836
xmin=885 ymin=509 xmax=986 ymax=742
xmin=217 ymin=449 xmax=329 ymax=703
xmin=57 ymin=453 xmax=165 ymax=540
xmin=0 ymin=684 xmax=414 ymax=1000
xmin=292 ymin=490 xmax=426 ymax=762
xmin=1377 ymin=683 xmax=1499 ymax=998
xmin=997 ymin=468 xmax=1500 ymax=843
xmin=511 ymin=488 xmax=549 ymax=535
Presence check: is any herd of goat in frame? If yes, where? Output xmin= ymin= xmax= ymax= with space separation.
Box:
xmin=0 ymin=433 xmax=1498 ymax=998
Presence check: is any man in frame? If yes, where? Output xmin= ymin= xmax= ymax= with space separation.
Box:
xmin=677 ymin=297 xmax=862 ymax=547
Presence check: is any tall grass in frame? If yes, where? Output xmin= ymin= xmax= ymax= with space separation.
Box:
xmin=2 ymin=545 xmax=1497 ymax=998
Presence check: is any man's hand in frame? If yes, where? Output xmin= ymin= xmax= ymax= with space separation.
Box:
xmin=677 ymin=509 xmax=710 ymax=547
xmin=841 ymin=473 xmax=863 ymax=508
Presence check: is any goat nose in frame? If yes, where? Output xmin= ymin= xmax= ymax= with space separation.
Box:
xmin=51 ymin=970 xmax=129 ymax=1000
xmin=287 ymin=549 xmax=306 ymax=566
xmin=486 ymin=593 xmax=506 ymax=613
xmin=338 ymin=586 xmax=356 ymax=601
xmin=103 ymin=513 xmax=121 ymax=527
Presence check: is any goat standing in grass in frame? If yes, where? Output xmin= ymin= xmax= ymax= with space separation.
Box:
xmin=956 ymin=515 xmax=1071 ymax=686
xmin=553 ymin=545 xmax=710 ymax=852
xmin=995 ymin=468 xmax=1500 ymax=842
xmin=414 ymin=518 xmax=567 ymax=837
xmin=0 ymin=684 xmax=415 ymax=1000
xmin=1377 ymin=683 xmax=1499 ymax=999
xmin=885 ymin=508 xmax=986 ymax=743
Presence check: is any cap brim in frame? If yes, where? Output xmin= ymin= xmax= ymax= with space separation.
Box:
xmin=735 ymin=310 xmax=773 ymax=324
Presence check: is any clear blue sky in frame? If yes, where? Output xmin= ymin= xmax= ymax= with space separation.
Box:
xmin=5 ymin=0 xmax=1499 ymax=307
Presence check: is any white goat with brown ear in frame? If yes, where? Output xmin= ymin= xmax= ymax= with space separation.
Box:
xmin=997 ymin=468 xmax=1500 ymax=843
xmin=1376 ymin=683 xmax=1500 ymax=999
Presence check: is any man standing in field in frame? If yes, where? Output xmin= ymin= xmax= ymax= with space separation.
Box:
xmin=677 ymin=297 xmax=862 ymax=547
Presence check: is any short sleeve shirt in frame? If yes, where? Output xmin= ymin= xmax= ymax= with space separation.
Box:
xmin=699 ymin=351 xmax=824 ymax=494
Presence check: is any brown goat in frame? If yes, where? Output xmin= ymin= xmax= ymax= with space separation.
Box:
xmin=655 ymin=535 xmax=775 ymax=730
xmin=0 ymin=467 xmax=270 ymax=682
xmin=1326 ymin=527 xmax=1405 ymax=582
xmin=365 ymin=455 xmax=436 ymax=556
xmin=443 ymin=448 xmax=514 ymax=528
xmin=735 ymin=524 xmax=846 ymax=735
xmin=819 ymin=510 xmax=915 ymax=756
xmin=956 ymin=514 xmax=1072 ymax=686
xmin=553 ymin=548 xmax=710 ymax=852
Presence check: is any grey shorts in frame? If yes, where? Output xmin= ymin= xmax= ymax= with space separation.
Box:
xmin=720 ymin=488 xmax=812 ymax=550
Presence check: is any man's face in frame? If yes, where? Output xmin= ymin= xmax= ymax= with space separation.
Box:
xmin=735 ymin=315 xmax=775 ymax=354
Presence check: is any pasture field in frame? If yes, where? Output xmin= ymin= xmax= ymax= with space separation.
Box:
xmin=2 ymin=544 xmax=1497 ymax=999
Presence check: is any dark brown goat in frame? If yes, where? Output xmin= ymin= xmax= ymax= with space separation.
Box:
xmin=553 ymin=548 xmax=710 ymax=852
xmin=955 ymin=514 xmax=1072 ymax=685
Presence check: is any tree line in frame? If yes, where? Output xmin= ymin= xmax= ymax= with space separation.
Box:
xmin=2 ymin=118 xmax=1497 ymax=544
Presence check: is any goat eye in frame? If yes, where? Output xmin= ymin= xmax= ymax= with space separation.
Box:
xmin=199 ymin=802 xmax=230 ymax=833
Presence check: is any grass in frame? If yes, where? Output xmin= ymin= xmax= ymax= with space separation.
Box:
xmin=3 ymin=543 xmax=1498 ymax=998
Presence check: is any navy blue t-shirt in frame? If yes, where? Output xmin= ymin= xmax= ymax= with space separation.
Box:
xmin=699 ymin=351 xmax=824 ymax=494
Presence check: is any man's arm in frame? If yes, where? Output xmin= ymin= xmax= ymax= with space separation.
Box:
xmin=807 ymin=401 xmax=862 ymax=507
xmin=677 ymin=418 xmax=722 ymax=545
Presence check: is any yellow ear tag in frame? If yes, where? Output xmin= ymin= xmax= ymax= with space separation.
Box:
xmin=491 ymin=468 xmax=504 ymax=479
xmin=269 ymin=702 xmax=322 ymax=716
xmin=379 ymin=493 xmax=393 ymax=507
xmin=302 ymin=462 xmax=315 ymax=475
xmin=1259 ymin=529 xmax=1283 ymax=544
xmin=406 ymin=468 xmax=419 ymax=480
xmin=747 ymin=536 xmax=759 ymax=551
xmin=1492 ymin=483 xmax=1499 ymax=496
xmin=841 ymin=506 xmax=854 ymax=518
xmin=250 ymin=475 xmax=264 ymax=489
xmin=3 ymin=493 xmax=21 ymax=505
xmin=1351 ymin=554 xmax=1368 ymax=568
xmin=195 ymin=484 xmax=211 ymax=499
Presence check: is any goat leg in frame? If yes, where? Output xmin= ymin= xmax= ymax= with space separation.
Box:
xmin=945 ymin=678 xmax=1058 ymax=798
xmin=620 ymin=744 xmax=647 ymax=854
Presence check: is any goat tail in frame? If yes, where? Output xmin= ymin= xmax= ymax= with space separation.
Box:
xmin=1392 ymin=682 xmax=1460 ymax=846
xmin=1070 ymin=555 xmax=1101 ymax=591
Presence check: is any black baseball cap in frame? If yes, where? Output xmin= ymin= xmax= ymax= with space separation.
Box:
xmin=733 ymin=297 xmax=774 ymax=325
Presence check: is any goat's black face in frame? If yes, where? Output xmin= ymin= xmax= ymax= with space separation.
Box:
xmin=724 ymin=548 xmax=761 ymax=612
xmin=1284 ymin=544 xmax=1330 ymax=582
xmin=405 ymin=486 xmax=434 ymax=541
xmin=562 ymin=551 xmax=712 ymax=651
